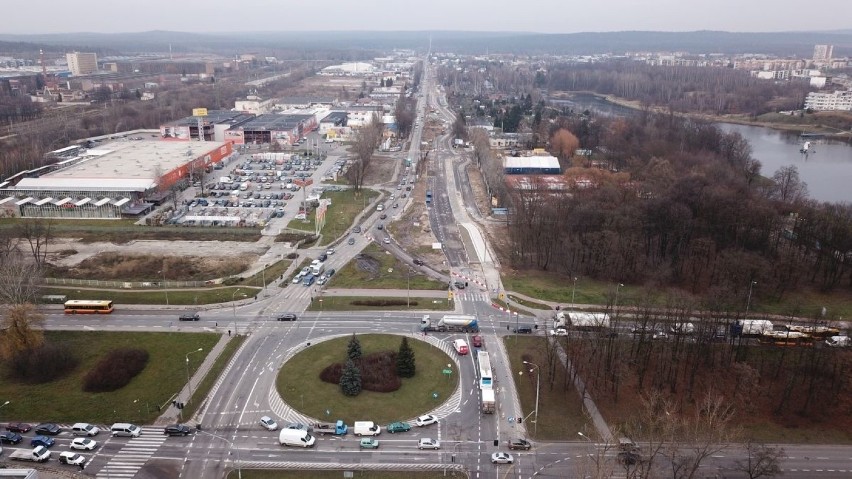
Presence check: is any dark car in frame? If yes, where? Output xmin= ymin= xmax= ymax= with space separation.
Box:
xmin=179 ymin=313 xmax=200 ymax=321
xmin=380 ymin=213 xmax=387 ymax=220
xmin=513 ymin=326 xmax=533 ymax=334
xmin=471 ymin=335 xmax=483 ymax=348
xmin=31 ymin=435 xmax=55 ymax=447
xmin=0 ymin=431 xmax=22 ymax=444
xmin=276 ymin=313 xmax=298 ymax=322
xmin=508 ymin=438 xmax=531 ymax=450
xmin=35 ymin=423 xmax=61 ymax=435
xmin=413 ymin=258 xmax=425 ymax=266
xmin=377 ymin=224 xmax=384 ymax=230
xmin=6 ymin=423 xmax=32 ymax=433
xmin=618 ymin=451 xmax=642 ymax=465
xmin=318 ymin=253 xmax=328 ymax=262
xmin=325 ymin=268 xmax=336 ymax=277
xmin=453 ymin=281 xmax=466 ymax=289
xmin=164 ymin=424 xmax=192 ymax=436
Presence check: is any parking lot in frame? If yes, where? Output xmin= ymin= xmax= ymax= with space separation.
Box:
xmin=167 ymin=138 xmax=350 ymax=230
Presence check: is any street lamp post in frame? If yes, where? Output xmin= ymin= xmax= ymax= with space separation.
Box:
xmin=0 ymin=400 xmax=9 ymax=412
xmin=746 ymin=281 xmax=757 ymax=315
xmin=523 ymin=361 xmax=541 ymax=436
xmin=185 ymin=348 xmax=203 ymax=405
xmin=614 ymin=283 xmax=624 ymax=314
xmin=231 ymin=289 xmax=245 ymax=335
xmin=571 ymin=277 xmax=578 ymax=309
xmin=197 ymin=431 xmax=242 ymax=479
xmin=158 ymin=269 xmax=169 ymax=306
xmin=407 ymin=267 xmax=414 ymax=309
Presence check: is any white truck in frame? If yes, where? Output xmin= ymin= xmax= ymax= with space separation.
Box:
xmin=10 ymin=446 xmax=51 ymax=462
xmin=420 ymin=314 xmax=479 ymax=333
xmin=353 ymin=421 xmax=381 ymax=436
xmin=311 ymin=261 xmax=325 ymax=276
xmin=481 ymin=388 xmax=496 ymax=414
xmin=556 ymin=311 xmax=610 ymax=330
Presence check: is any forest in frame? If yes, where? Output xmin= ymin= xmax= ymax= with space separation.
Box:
xmin=545 ymin=61 xmax=812 ymax=116
xmin=504 ymin=112 xmax=852 ymax=308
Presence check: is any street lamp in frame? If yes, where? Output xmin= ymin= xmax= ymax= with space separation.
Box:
xmin=407 ymin=267 xmax=414 ymax=309
xmin=158 ymin=269 xmax=169 ymax=306
xmin=614 ymin=283 xmax=624 ymax=314
xmin=185 ymin=348 xmax=203 ymax=405
xmin=746 ymin=281 xmax=757 ymax=315
xmin=197 ymin=430 xmax=242 ymax=479
xmin=0 ymin=400 xmax=9 ymax=412
xmin=231 ymin=289 xmax=246 ymax=335
xmin=523 ymin=361 xmax=541 ymax=436
xmin=261 ymin=263 xmax=268 ymax=291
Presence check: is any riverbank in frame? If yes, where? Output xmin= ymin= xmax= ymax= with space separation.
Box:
xmin=554 ymin=90 xmax=852 ymax=139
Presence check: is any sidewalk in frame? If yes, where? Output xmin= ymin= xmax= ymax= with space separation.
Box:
xmin=154 ymin=332 xmax=232 ymax=427
xmin=322 ymin=288 xmax=447 ymax=298
xmin=552 ymin=338 xmax=613 ymax=442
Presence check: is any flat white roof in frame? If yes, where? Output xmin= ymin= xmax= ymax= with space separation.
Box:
xmin=504 ymin=155 xmax=561 ymax=169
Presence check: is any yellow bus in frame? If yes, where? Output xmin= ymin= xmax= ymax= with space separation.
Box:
xmin=64 ymin=300 xmax=114 ymax=314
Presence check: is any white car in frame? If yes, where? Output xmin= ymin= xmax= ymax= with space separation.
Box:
xmin=326 ymin=248 xmax=335 ymax=255
xmin=70 ymin=437 xmax=98 ymax=450
xmin=418 ymin=438 xmax=440 ymax=449
xmin=415 ymin=414 xmax=438 ymax=427
xmin=550 ymin=329 xmax=568 ymax=336
xmin=491 ymin=452 xmax=514 ymax=464
xmin=292 ymin=275 xmax=302 ymax=284
xmin=383 ymin=237 xmax=391 ymax=244
xmin=260 ymin=416 xmax=278 ymax=431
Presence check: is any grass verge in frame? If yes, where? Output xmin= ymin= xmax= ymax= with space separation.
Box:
xmin=42 ymin=285 xmax=261 ymax=305
xmin=276 ymin=334 xmax=458 ymax=424
xmin=0 ymin=331 xmax=219 ymax=424
xmin=508 ymin=294 xmax=552 ymax=311
xmin=491 ymin=298 xmax=535 ymax=317
xmin=229 ymin=472 xmax=464 ymax=479
xmin=503 ymin=336 xmax=590 ymax=441
xmin=307 ymin=296 xmax=453 ymax=312
xmin=183 ymin=335 xmax=246 ymax=421
xmin=239 ymin=259 xmax=292 ymax=288
xmin=332 ymin=244 xmax=447 ymax=290
xmin=0 ymin=218 xmax=262 ymax=243
xmin=286 ymin=188 xmax=379 ymax=246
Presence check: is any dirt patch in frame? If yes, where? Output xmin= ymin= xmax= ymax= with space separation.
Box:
xmin=389 ymin=174 xmax=446 ymax=268
xmin=47 ymin=252 xmax=253 ymax=282
xmin=354 ymin=254 xmax=381 ymax=277
xmin=362 ymin=152 xmax=399 ymax=186
xmin=466 ymin=163 xmax=492 ymax=216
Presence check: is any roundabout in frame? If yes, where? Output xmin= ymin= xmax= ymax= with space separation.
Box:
xmin=273 ymin=333 xmax=462 ymax=424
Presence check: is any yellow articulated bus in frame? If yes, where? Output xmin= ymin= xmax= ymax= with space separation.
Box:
xmin=64 ymin=300 xmax=114 ymax=314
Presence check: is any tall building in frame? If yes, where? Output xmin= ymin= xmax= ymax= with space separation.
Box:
xmin=813 ymin=44 xmax=834 ymax=62
xmin=66 ymin=52 xmax=98 ymax=76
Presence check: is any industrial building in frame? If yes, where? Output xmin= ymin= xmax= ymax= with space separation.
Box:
xmin=160 ymin=110 xmax=255 ymax=141
xmin=223 ymin=113 xmax=316 ymax=146
xmin=0 ymin=140 xmax=233 ymax=219
xmin=66 ymin=52 xmax=98 ymax=76
xmin=503 ymin=155 xmax=562 ymax=175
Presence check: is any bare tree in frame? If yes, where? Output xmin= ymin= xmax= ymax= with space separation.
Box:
xmin=15 ymin=218 xmax=53 ymax=267
xmin=0 ymin=254 xmax=44 ymax=305
xmin=347 ymin=116 xmax=383 ymax=191
xmin=0 ymin=303 xmax=45 ymax=360
xmin=733 ymin=441 xmax=785 ymax=479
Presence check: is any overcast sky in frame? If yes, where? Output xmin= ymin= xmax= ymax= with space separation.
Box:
xmin=3 ymin=0 xmax=851 ymax=35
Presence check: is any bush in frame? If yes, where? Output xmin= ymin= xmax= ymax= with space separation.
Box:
xmin=83 ymin=349 xmax=149 ymax=392
xmin=320 ymin=351 xmax=402 ymax=393
xmin=7 ymin=343 xmax=79 ymax=384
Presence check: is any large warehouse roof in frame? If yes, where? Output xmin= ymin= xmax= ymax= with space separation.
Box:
xmin=14 ymin=140 xmax=227 ymax=192
xmin=503 ymin=155 xmax=561 ymax=169
xmin=229 ymin=114 xmax=313 ymax=132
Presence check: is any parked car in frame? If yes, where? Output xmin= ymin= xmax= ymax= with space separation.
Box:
xmin=70 ymin=437 xmax=98 ymax=450
xmin=5 ymin=423 xmax=31 ymax=433
xmin=491 ymin=452 xmax=514 ymax=464
xmin=386 ymin=422 xmax=411 ymax=434
xmin=359 ymin=437 xmax=380 ymax=449
xmin=418 ymin=438 xmax=441 ymax=450
xmin=0 ymin=432 xmax=22 ymax=444
xmin=179 ymin=312 xmax=200 ymax=321
xmin=163 ymin=424 xmax=192 ymax=436
xmin=260 ymin=416 xmax=278 ymax=431
xmin=35 ymin=423 xmax=61 ymax=435
xmin=276 ymin=313 xmax=297 ymax=321
xmin=508 ymin=438 xmax=531 ymax=450
xmin=415 ymin=415 xmax=438 ymax=427
xmin=31 ymin=435 xmax=55 ymax=448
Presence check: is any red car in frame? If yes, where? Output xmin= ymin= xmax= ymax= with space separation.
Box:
xmin=6 ymin=422 xmax=32 ymax=433
xmin=471 ymin=335 xmax=483 ymax=348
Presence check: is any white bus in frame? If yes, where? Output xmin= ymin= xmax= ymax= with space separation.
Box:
xmin=477 ymin=351 xmax=493 ymax=390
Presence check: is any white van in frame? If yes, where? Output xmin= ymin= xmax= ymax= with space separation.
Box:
xmin=72 ymin=423 xmax=100 ymax=436
xmin=452 ymin=339 xmax=469 ymax=355
xmin=353 ymin=421 xmax=381 ymax=436
xmin=278 ymin=428 xmax=316 ymax=447
xmin=110 ymin=423 xmax=141 ymax=437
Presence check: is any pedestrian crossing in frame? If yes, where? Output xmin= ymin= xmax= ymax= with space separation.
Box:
xmin=94 ymin=427 xmax=167 ymax=479
xmin=455 ymin=292 xmax=490 ymax=302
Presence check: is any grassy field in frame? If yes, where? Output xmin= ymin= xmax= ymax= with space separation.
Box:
xmin=287 ymin=188 xmax=379 ymax=246
xmin=42 ymin=285 xmax=261 ymax=306
xmin=183 ymin=335 xmax=246 ymax=421
xmin=276 ymin=334 xmax=458 ymax=424
xmin=307 ymin=296 xmax=453 ymax=312
xmin=507 ymin=294 xmax=552 ymax=311
xmin=229 ymin=471 xmax=465 ymax=479
xmin=0 ymin=218 xmax=262 ymax=243
xmin=240 ymin=259 xmax=292 ymax=288
xmin=332 ymin=244 xmax=447 ymax=290
xmin=503 ymin=336 xmax=590 ymax=441
xmin=502 ymin=269 xmax=852 ymax=318
xmin=0 ymin=331 xmax=220 ymax=424
xmin=491 ymin=298 xmax=535 ymax=317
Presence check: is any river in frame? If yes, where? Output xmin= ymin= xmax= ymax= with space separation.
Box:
xmin=550 ymin=94 xmax=852 ymax=203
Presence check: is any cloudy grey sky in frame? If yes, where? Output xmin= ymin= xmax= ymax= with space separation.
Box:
xmin=3 ymin=0 xmax=850 ymax=35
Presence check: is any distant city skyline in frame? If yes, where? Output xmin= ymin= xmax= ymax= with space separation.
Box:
xmin=0 ymin=0 xmax=850 ymax=35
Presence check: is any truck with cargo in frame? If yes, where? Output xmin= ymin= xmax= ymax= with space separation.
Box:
xmin=311 ymin=261 xmax=325 ymax=276
xmin=555 ymin=311 xmax=610 ymax=330
xmin=312 ymin=420 xmax=348 ymax=436
xmin=420 ymin=314 xmax=479 ymax=333
xmin=10 ymin=445 xmax=51 ymax=462
xmin=481 ymin=388 xmax=496 ymax=414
